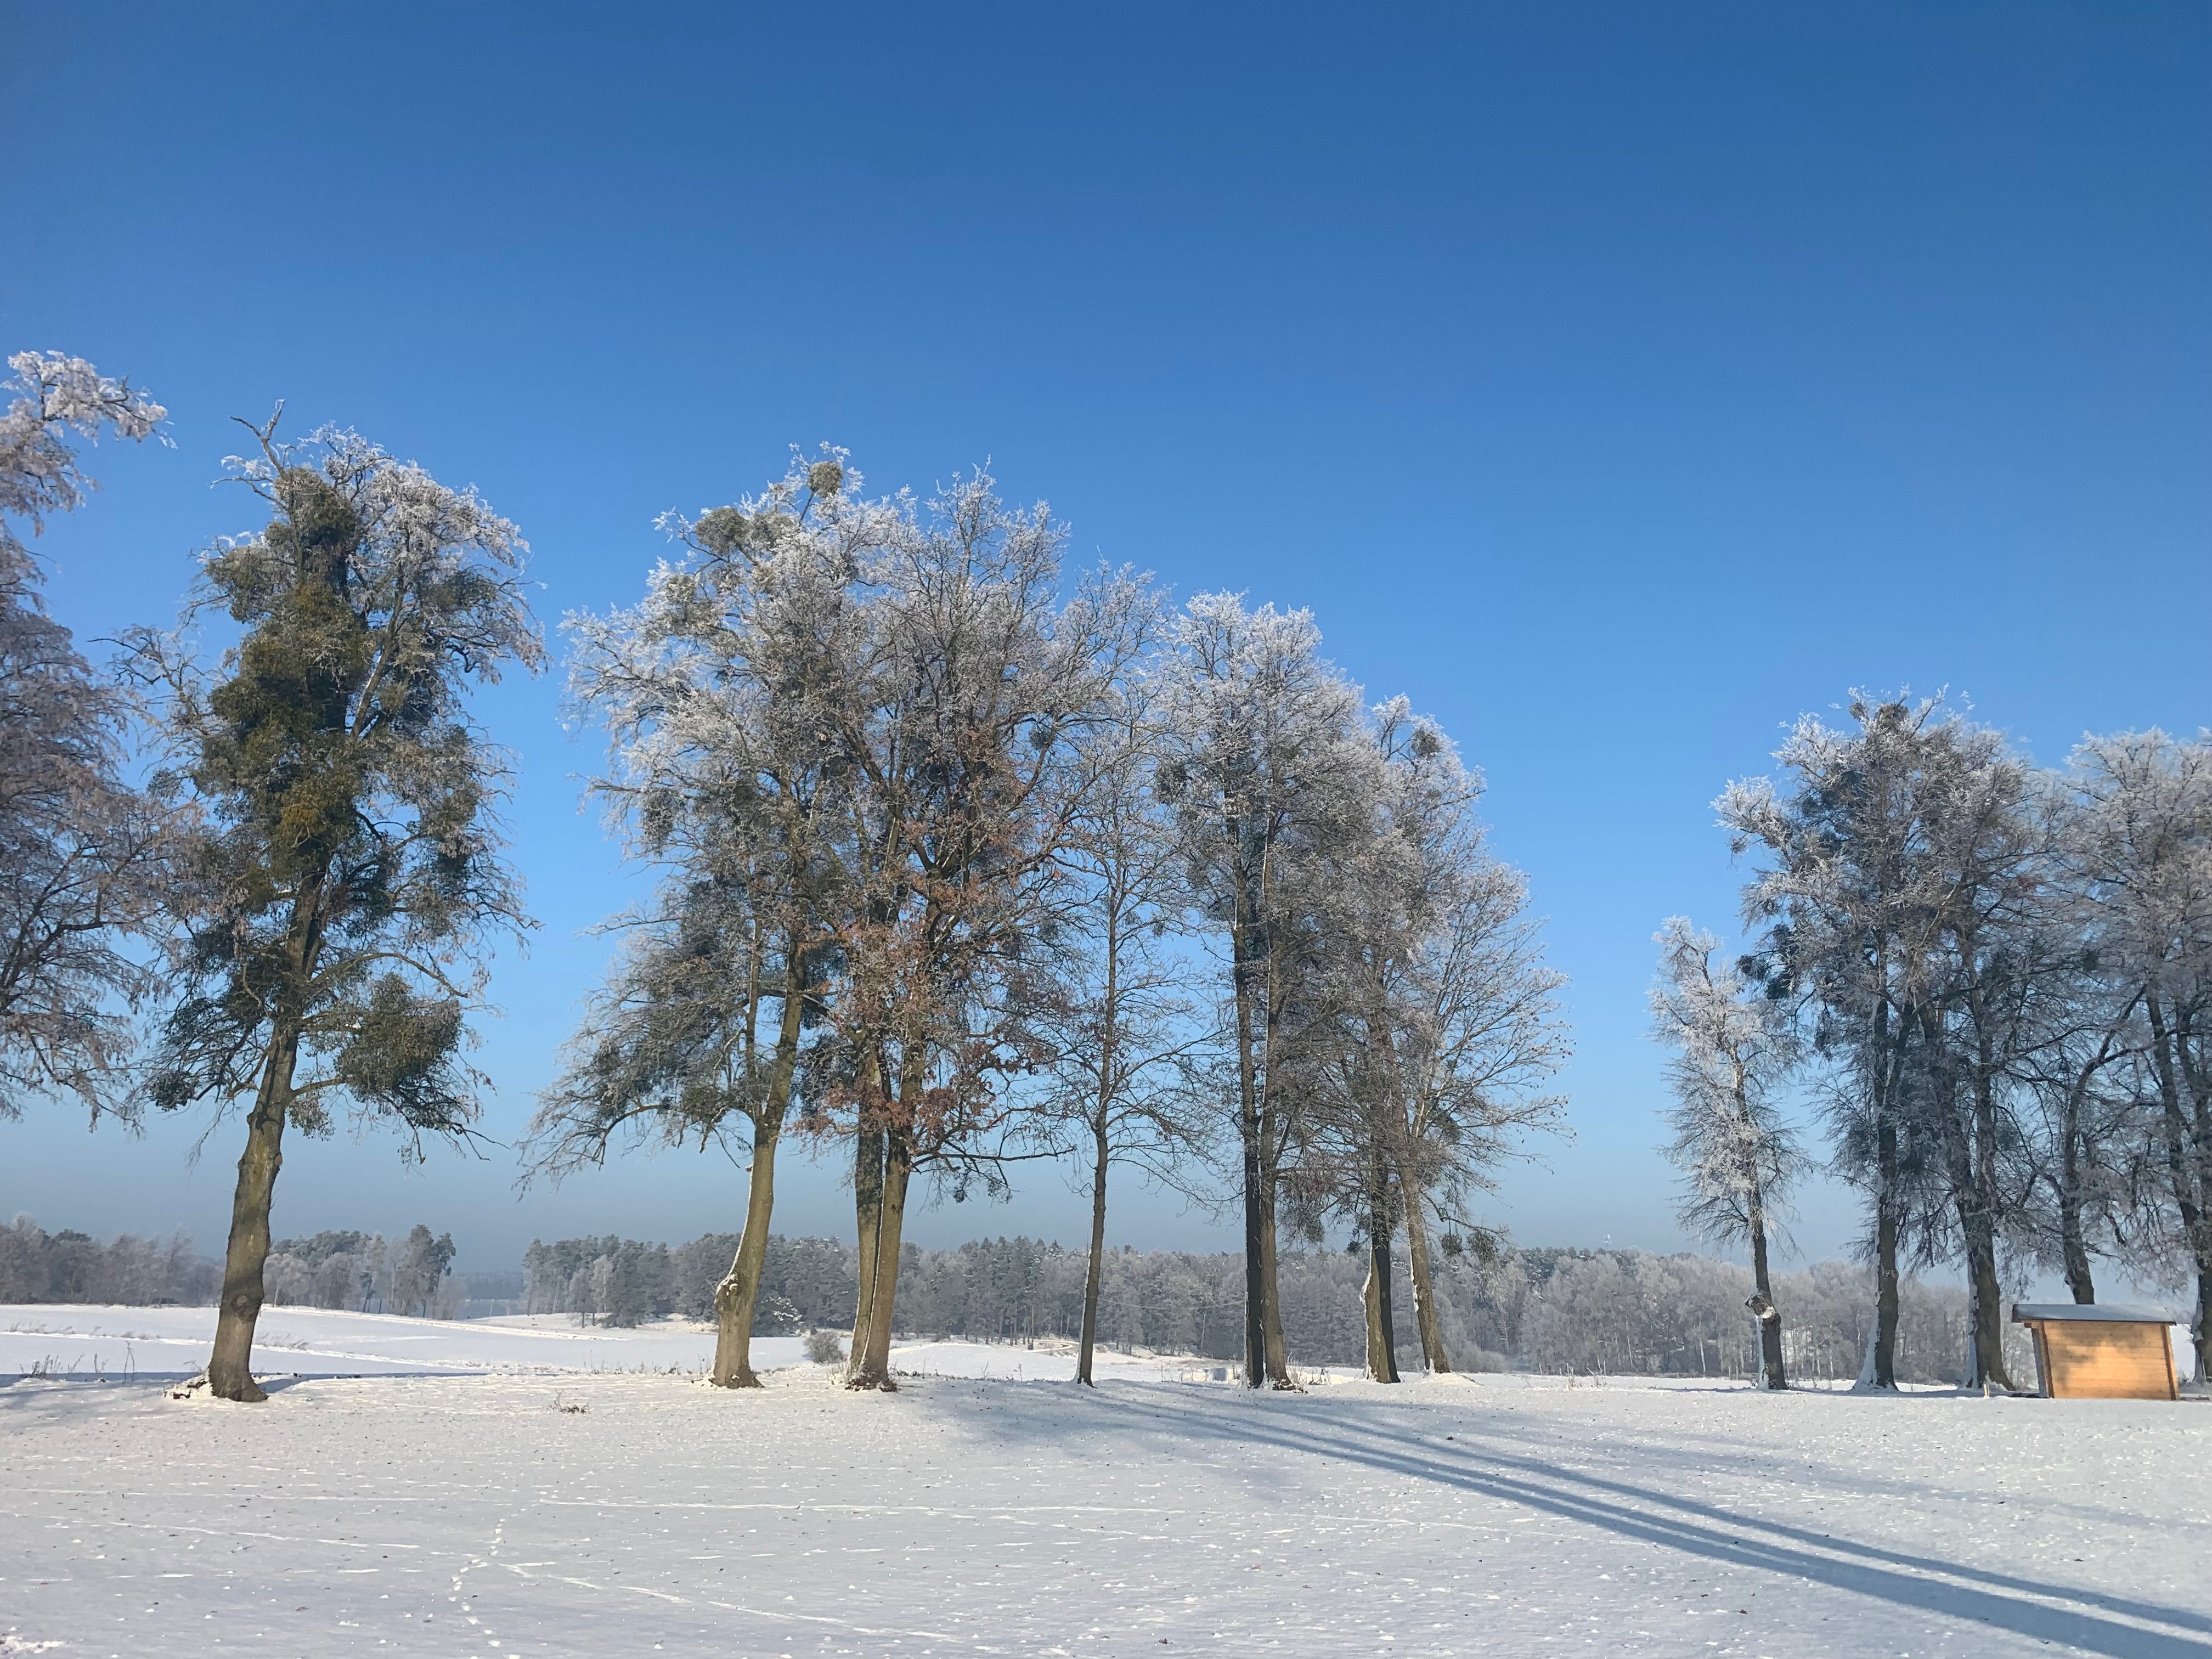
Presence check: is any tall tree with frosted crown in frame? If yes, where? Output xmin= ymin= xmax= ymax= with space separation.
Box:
xmin=1650 ymin=916 xmax=1803 ymax=1390
xmin=529 ymin=452 xmax=862 ymax=1387
xmin=1293 ymin=699 xmax=1567 ymax=1381
xmin=1723 ymin=695 xmax=2061 ymax=1392
xmin=1154 ymin=593 xmax=1374 ymax=1387
xmin=0 ymin=351 xmax=171 ymax=1121
xmin=810 ymin=472 xmax=1153 ymax=1389
xmin=131 ymin=417 xmax=541 ymax=1401
xmin=1720 ymin=698 xmax=1952 ymax=1389
xmin=2065 ymin=731 xmax=2212 ymax=1379
xmin=1373 ymin=704 xmax=1568 ymax=1375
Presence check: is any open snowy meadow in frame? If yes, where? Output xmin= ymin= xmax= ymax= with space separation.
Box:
xmin=5 ymin=1308 xmax=2210 ymax=1659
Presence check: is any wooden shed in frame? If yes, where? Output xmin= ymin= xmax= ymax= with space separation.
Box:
xmin=2011 ymin=1304 xmax=2180 ymax=1401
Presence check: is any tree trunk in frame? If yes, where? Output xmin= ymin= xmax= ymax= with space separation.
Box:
xmin=1228 ymin=855 xmax=1266 ymax=1390
xmin=1363 ymin=1175 xmax=1400 ymax=1384
xmin=1745 ymin=1175 xmax=1787 ymax=1392
xmin=208 ymin=1023 xmax=300 ymax=1402
xmin=2059 ymin=1210 xmax=2096 ymax=1304
xmin=2174 ymin=1008 xmax=2212 ymax=1386
xmin=847 ymin=1105 xmax=885 ymax=1386
xmin=2146 ymin=997 xmax=2210 ymax=1381
xmin=1965 ymin=1033 xmax=2017 ymax=1391
xmin=1859 ymin=1035 xmax=1904 ymax=1391
xmin=2058 ymin=1068 xmax=2096 ymax=1303
xmin=1258 ymin=1157 xmax=1292 ymax=1386
xmin=1400 ymin=1170 xmax=1450 ymax=1374
xmin=1937 ymin=1099 xmax=2012 ymax=1390
xmin=1077 ymin=1110 xmax=1109 ymax=1387
xmin=712 ymin=962 xmax=806 ymax=1388
xmin=849 ymin=1127 xmax=911 ymax=1390
xmin=711 ymin=1119 xmax=780 ymax=1388
xmin=2194 ymin=1271 xmax=2212 ymax=1390
xmin=2158 ymin=1001 xmax=2212 ymax=1384
xmin=1871 ymin=1149 xmax=1901 ymax=1387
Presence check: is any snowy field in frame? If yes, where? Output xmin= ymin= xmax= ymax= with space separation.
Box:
xmin=5 ymin=1320 xmax=2211 ymax=1659
xmin=0 ymin=1305 xmax=1216 ymax=1384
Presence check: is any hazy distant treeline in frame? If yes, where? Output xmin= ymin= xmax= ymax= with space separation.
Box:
xmin=519 ymin=1230 xmax=2010 ymax=1384
xmin=1 ymin=1214 xmax=216 ymax=1306
xmin=4 ymin=1207 xmax=2022 ymax=1384
xmin=259 ymin=1227 xmax=461 ymax=1319
xmin=1 ymin=1216 xmax=460 ymax=1318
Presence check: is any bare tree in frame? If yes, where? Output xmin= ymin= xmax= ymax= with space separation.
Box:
xmin=132 ymin=419 xmax=541 ymax=1401
xmin=0 ymin=351 xmax=170 ymax=1121
xmin=2016 ymin=1006 xmax=2140 ymax=1306
xmin=1031 ymin=692 xmax=1211 ymax=1385
xmin=1393 ymin=833 xmax=1571 ymax=1374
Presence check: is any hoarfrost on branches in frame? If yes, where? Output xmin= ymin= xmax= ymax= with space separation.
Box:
xmin=0 ymin=350 xmax=172 ymax=1122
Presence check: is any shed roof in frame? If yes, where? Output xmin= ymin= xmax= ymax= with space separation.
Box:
xmin=2011 ymin=1302 xmax=2175 ymax=1325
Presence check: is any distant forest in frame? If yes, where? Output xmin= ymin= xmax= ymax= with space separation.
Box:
xmin=2 ymin=1212 xmax=2025 ymax=1384
xmin=1 ymin=1216 xmax=458 ymax=1318
xmin=517 ymin=1230 xmax=2007 ymax=1384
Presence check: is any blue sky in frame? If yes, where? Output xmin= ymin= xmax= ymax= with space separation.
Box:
xmin=4 ymin=3 xmax=2207 ymax=1272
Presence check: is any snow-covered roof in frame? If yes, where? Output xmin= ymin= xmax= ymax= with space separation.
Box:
xmin=2011 ymin=1302 xmax=2176 ymax=1325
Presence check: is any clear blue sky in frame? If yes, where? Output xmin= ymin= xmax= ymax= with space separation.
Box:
xmin=4 ymin=3 xmax=2206 ymax=1273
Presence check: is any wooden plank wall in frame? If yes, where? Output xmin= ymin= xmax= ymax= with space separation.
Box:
xmin=2033 ymin=1322 xmax=2179 ymax=1400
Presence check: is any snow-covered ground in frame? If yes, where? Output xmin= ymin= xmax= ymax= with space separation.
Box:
xmin=5 ymin=1326 xmax=2209 ymax=1659
xmin=0 ymin=1305 xmax=1226 ymax=1383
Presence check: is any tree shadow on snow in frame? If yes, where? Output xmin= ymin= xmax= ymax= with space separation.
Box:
xmin=977 ymin=1381 xmax=2212 ymax=1659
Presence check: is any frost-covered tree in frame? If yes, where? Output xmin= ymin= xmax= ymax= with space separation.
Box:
xmin=529 ymin=455 xmax=857 ymax=1386
xmin=131 ymin=418 xmax=541 ymax=1401
xmin=0 ymin=351 xmax=170 ymax=1121
xmin=2064 ymin=731 xmax=2212 ymax=1376
xmin=1154 ymin=595 xmax=1378 ymax=1387
xmin=1649 ymin=917 xmax=1803 ymax=1390
xmin=1725 ymin=696 xmax=2083 ymax=1392
xmin=806 ymin=473 xmax=1152 ymax=1389
xmin=1288 ymin=707 xmax=1425 ymax=1383
xmin=1296 ymin=702 xmax=1567 ymax=1382
xmin=1367 ymin=705 xmax=1567 ymax=1376
xmin=1721 ymin=697 xmax=1960 ymax=1390
xmin=535 ymin=452 xmax=1148 ymax=1392
xmin=2015 ymin=1001 xmax=2141 ymax=1306
xmin=389 ymin=1223 xmax=457 ymax=1317
xmin=1896 ymin=716 xmax=2061 ymax=1391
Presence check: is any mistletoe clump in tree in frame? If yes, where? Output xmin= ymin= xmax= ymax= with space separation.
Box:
xmin=135 ymin=419 xmax=541 ymax=1401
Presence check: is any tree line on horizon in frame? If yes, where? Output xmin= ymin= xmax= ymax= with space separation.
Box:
xmin=524 ymin=1229 xmax=2012 ymax=1386
xmin=1 ymin=1208 xmax=2008 ymax=1388
xmin=4 ymin=351 xmax=2207 ymax=1401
